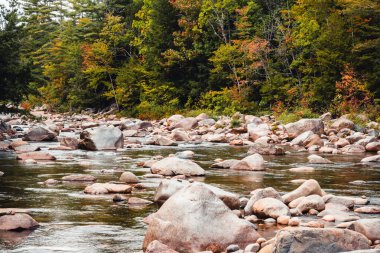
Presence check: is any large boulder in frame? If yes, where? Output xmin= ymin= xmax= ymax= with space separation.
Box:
xmin=0 ymin=213 xmax=39 ymax=230
xmin=172 ymin=117 xmax=198 ymax=130
xmin=285 ymin=119 xmax=324 ymax=138
xmin=78 ymin=126 xmax=123 ymax=150
xmin=348 ymin=219 xmax=380 ymax=241
xmin=253 ymin=197 xmax=290 ymax=218
xmin=151 ymin=157 xmax=205 ymax=176
xmin=273 ymin=227 xmax=370 ymax=253
xmin=59 ymin=137 xmax=79 ymax=149
xmin=244 ymin=187 xmax=282 ymax=215
xmin=247 ymin=143 xmax=285 ymax=155
xmin=331 ymin=118 xmax=355 ymax=131
xmin=23 ymin=126 xmax=57 ymax=142
xmin=231 ymin=154 xmax=265 ymax=171
xmin=143 ymin=183 xmax=260 ymax=252
xmin=282 ymin=179 xmax=323 ymax=204
xmin=154 ymin=180 xmax=240 ymax=210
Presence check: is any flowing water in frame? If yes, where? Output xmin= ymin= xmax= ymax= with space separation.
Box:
xmin=0 ymin=143 xmax=380 ymax=252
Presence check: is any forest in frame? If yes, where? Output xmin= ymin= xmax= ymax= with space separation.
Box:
xmin=0 ymin=0 xmax=379 ymax=119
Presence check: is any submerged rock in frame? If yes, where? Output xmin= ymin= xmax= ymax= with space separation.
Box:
xmin=17 ymin=152 xmax=56 ymax=161
xmin=62 ymin=174 xmax=96 ymax=182
xmin=143 ymin=183 xmax=260 ymax=252
xmin=307 ymin=154 xmax=333 ymax=164
xmin=84 ymin=183 xmax=132 ymax=194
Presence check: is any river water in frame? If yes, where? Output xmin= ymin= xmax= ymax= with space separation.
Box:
xmin=0 ymin=143 xmax=379 ymax=252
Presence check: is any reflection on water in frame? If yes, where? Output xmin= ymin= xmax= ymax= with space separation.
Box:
xmin=0 ymin=144 xmax=379 ymax=252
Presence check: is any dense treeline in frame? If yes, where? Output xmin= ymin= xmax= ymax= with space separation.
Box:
xmin=0 ymin=0 xmax=379 ymax=119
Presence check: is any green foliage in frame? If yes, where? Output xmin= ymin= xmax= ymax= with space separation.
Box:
xmin=2 ymin=0 xmax=377 ymax=118
xmin=277 ymin=108 xmax=319 ymax=124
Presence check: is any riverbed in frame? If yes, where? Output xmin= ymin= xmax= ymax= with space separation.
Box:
xmin=0 ymin=143 xmax=380 ymax=252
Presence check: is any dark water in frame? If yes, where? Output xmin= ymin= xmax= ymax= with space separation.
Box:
xmin=0 ymin=143 xmax=380 ymax=252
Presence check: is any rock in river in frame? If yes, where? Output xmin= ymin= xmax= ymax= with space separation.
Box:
xmin=348 ymin=219 xmax=380 ymax=241
xmin=78 ymin=126 xmax=123 ymax=151
xmin=62 ymin=174 xmax=97 ymax=182
xmin=84 ymin=183 xmax=132 ymax=194
xmin=273 ymin=227 xmax=370 ymax=253
xmin=282 ymin=179 xmax=323 ymax=204
xmin=143 ymin=183 xmax=260 ymax=252
xmin=0 ymin=213 xmax=39 ymax=231
xmin=17 ymin=152 xmax=56 ymax=161
xmin=252 ymin=197 xmax=290 ymax=219
xmin=151 ymin=157 xmax=205 ymax=176
xmin=23 ymin=126 xmax=57 ymax=142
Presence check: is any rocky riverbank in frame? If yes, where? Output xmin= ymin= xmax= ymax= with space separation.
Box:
xmin=0 ymin=108 xmax=379 ymax=253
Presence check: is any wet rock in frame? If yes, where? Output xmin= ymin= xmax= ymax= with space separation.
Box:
xmin=289 ymin=167 xmax=315 ymax=173
xmin=354 ymin=206 xmax=380 ymax=214
xmin=342 ymin=144 xmax=366 ymax=154
xmin=365 ymin=142 xmax=380 ymax=152
xmin=23 ymin=126 xmax=57 ymax=142
xmin=0 ymin=171 xmax=3 ymax=176
xmin=79 ymin=126 xmax=123 ymax=151
xmin=253 ymin=197 xmax=290 ymax=219
xmin=17 ymin=152 xmax=56 ymax=161
xmin=84 ymin=183 xmax=132 ymax=194
xmin=285 ymin=119 xmax=324 ymax=138
xmin=273 ymin=227 xmax=370 ymax=253
xmin=231 ymin=154 xmax=265 ymax=171
xmin=247 ymin=143 xmax=285 ymax=155
xmin=349 ymin=219 xmax=380 ymax=241
xmin=59 ymin=137 xmax=79 ymax=149
xmin=331 ymin=118 xmax=355 ymax=131
xmin=308 ymin=154 xmax=333 ymax=164
xmin=24 ymin=159 xmax=37 ymax=164
xmin=154 ymin=180 xmax=240 ymax=210
xmin=143 ymin=183 xmax=260 ymax=252
xmin=282 ymin=179 xmax=323 ymax=204
xmin=244 ymin=187 xmax=282 ymax=215
xmin=295 ymin=194 xmax=325 ymax=213
xmin=173 ymin=117 xmax=198 ymax=130
xmin=128 ymin=197 xmax=153 ymax=206
xmin=0 ymin=213 xmax=39 ymax=231
xmin=146 ymin=240 xmax=179 ymax=253
xmin=119 ymin=172 xmax=139 ymax=184
xmin=151 ymin=157 xmax=205 ymax=176
xmin=361 ymin=155 xmax=380 ymax=163
xmin=62 ymin=174 xmax=96 ymax=182
xmin=44 ymin=179 xmax=59 ymax=185
xmin=211 ymin=159 xmax=240 ymax=169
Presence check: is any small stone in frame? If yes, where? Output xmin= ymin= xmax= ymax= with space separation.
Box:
xmin=119 ymin=172 xmax=139 ymax=183
xmin=113 ymin=194 xmax=127 ymax=202
xmin=264 ymin=218 xmax=276 ymax=224
xmin=322 ymin=215 xmax=335 ymax=222
xmin=304 ymin=220 xmax=324 ymax=228
xmin=308 ymin=209 xmax=319 ymax=215
xmin=44 ymin=179 xmax=59 ymax=185
xmin=256 ymin=238 xmax=266 ymax=245
xmin=288 ymin=217 xmax=300 ymax=226
xmin=226 ymin=244 xmax=240 ymax=252
xmin=245 ymin=215 xmax=259 ymax=223
xmin=245 ymin=243 xmax=260 ymax=253
xmin=277 ymin=215 xmax=290 ymax=225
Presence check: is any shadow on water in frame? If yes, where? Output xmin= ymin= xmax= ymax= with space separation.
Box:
xmin=0 ymin=144 xmax=379 ymax=252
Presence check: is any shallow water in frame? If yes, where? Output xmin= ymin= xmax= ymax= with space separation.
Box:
xmin=0 ymin=143 xmax=380 ymax=252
